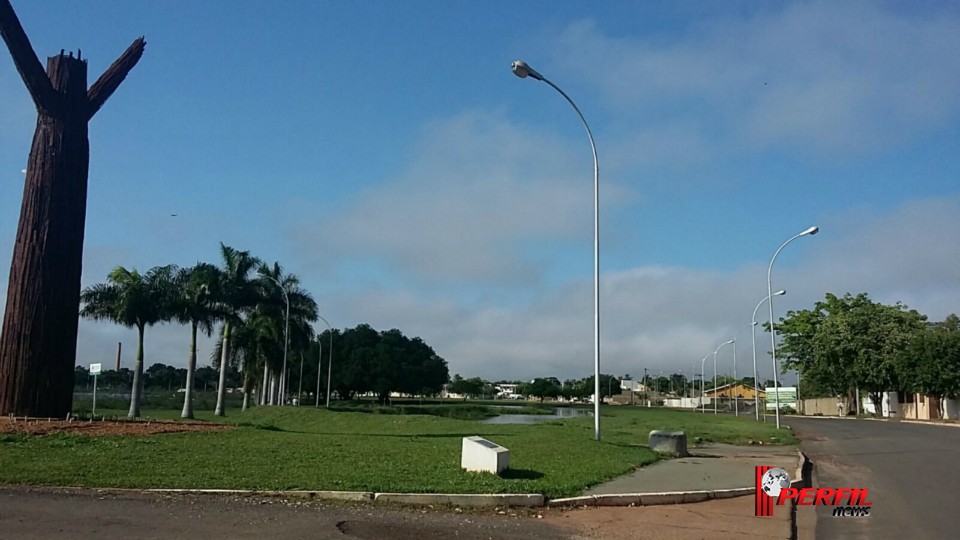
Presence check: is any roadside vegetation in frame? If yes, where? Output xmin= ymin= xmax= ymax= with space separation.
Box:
xmin=78 ymin=243 xmax=451 ymax=421
xmin=776 ymin=293 xmax=960 ymax=416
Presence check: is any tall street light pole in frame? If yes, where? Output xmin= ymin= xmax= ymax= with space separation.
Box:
xmin=768 ymin=226 xmax=819 ymax=429
xmin=265 ymin=275 xmax=290 ymax=406
xmin=713 ymin=340 xmax=734 ymax=415
xmin=752 ymin=289 xmax=785 ymax=421
xmin=314 ymin=315 xmax=333 ymax=408
xmin=512 ymin=59 xmax=601 ymax=441
xmin=700 ymin=355 xmax=709 ymax=413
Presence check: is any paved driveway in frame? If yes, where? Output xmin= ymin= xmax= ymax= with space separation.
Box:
xmin=788 ymin=417 xmax=960 ymax=539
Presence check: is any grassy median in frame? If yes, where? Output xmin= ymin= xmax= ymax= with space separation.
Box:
xmin=0 ymin=406 xmax=794 ymax=498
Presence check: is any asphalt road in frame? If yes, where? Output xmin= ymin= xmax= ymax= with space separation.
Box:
xmin=0 ymin=487 xmax=575 ymax=540
xmin=788 ymin=417 xmax=960 ymax=540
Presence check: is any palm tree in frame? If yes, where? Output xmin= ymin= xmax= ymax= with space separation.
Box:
xmin=257 ymin=262 xmax=318 ymax=405
xmin=212 ymin=308 xmax=281 ymax=410
xmin=80 ymin=265 xmax=177 ymax=418
xmin=171 ymin=263 xmax=221 ymax=419
xmin=213 ymin=244 xmax=261 ymax=416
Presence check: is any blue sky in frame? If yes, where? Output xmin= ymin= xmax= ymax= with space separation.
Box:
xmin=2 ymin=1 xmax=959 ymax=384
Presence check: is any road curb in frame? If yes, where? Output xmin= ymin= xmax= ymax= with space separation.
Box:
xmin=144 ymin=488 xmax=543 ymax=507
xmin=790 ymin=450 xmax=813 ymax=540
xmin=373 ymin=493 xmax=544 ymax=507
xmin=146 ymin=488 xmax=375 ymax=502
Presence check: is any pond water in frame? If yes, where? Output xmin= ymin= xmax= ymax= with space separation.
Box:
xmin=480 ymin=406 xmax=594 ymax=424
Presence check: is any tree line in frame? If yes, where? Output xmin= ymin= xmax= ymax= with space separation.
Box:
xmin=80 ymin=243 xmax=447 ymax=418
xmin=446 ymin=373 xmax=766 ymax=402
xmin=74 ymin=364 xmax=233 ymax=393
xmin=776 ymin=292 xmax=960 ymax=417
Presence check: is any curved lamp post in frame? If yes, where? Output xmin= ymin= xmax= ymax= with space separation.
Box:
xmin=265 ymin=275 xmax=290 ymax=406
xmin=713 ymin=340 xmax=734 ymax=415
xmin=768 ymin=226 xmax=819 ymax=429
xmin=512 ymin=59 xmax=601 ymax=441
xmin=752 ymin=289 xmax=785 ymax=420
xmin=314 ymin=315 xmax=333 ymax=408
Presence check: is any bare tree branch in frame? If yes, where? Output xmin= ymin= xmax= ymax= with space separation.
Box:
xmin=86 ymin=36 xmax=145 ymax=120
xmin=0 ymin=0 xmax=56 ymax=113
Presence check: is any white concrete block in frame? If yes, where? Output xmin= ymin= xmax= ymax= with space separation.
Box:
xmin=461 ymin=436 xmax=509 ymax=475
xmin=648 ymin=430 xmax=689 ymax=457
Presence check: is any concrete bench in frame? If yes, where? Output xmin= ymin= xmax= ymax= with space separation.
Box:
xmin=648 ymin=430 xmax=689 ymax=457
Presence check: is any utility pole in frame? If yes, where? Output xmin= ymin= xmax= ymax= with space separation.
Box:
xmin=115 ymin=342 xmax=122 ymax=371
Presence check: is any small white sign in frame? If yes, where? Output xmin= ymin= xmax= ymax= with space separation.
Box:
xmin=89 ymin=363 xmax=102 ymax=376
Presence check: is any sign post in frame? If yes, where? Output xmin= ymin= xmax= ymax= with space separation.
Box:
xmin=90 ymin=363 xmax=102 ymax=416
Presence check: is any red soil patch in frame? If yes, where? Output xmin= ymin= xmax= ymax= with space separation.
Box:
xmin=0 ymin=417 xmax=233 ymax=437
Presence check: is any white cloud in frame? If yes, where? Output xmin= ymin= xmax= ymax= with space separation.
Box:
xmin=803 ymin=196 xmax=960 ymax=318
xmin=552 ymin=2 xmax=960 ymax=159
xmin=293 ymin=111 xmax=636 ymax=287
xmin=306 ymin=196 xmax=959 ymax=383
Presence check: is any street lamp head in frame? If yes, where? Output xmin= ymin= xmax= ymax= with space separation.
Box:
xmin=774 ymin=289 xmax=786 ymax=296
xmin=724 ymin=339 xmax=734 ymax=345
xmin=511 ymin=60 xmax=544 ymax=81
xmin=802 ymin=226 xmax=819 ymax=236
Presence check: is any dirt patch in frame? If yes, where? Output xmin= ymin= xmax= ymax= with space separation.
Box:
xmin=0 ymin=416 xmax=233 ymax=437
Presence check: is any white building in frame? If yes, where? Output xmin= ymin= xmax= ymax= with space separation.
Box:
xmin=494 ymin=383 xmax=523 ymax=399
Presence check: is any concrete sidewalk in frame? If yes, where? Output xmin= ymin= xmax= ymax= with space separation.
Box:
xmin=543 ymin=444 xmax=805 ymax=540
xmin=585 ymin=443 xmax=800 ymax=495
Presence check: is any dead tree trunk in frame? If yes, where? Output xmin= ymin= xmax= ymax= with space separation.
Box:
xmin=0 ymin=0 xmax=145 ymax=416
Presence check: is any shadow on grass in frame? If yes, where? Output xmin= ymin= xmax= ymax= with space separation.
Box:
xmin=499 ymin=468 xmax=544 ymax=480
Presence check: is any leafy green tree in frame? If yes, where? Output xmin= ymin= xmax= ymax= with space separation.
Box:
xmin=171 ymin=263 xmax=221 ymax=418
xmin=339 ymin=324 xmax=379 ymax=400
xmin=897 ymin=315 xmax=960 ymax=418
xmin=145 ymin=363 xmax=185 ymax=390
xmin=91 ymin=368 xmax=133 ymax=390
xmin=194 ymin=366 xmax=218 ymax=392
xmin=395 ymin=336 xmax=448 ymax=397
xmin=212 ymin=244 xmax=262 ymax=416
xmin=73 ymin=365 xmax=91 ymax=389
xmin=521 ymin=378 xmax=561 ymax=402
xmin=314 ymin=324 xmax=447 ymax=403
xmin=778 ymin=292 xmax=927 ymax=412
xmin=447 ymin=374 xmax=483 ymax=398
xmin=80 ymin=265 xmax=177 ymax=417
xmin=669 ymin=373 xmax=688 ymax=395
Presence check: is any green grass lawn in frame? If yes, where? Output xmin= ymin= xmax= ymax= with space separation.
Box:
xmin=0 ymin=405 xmax=795 ymax=498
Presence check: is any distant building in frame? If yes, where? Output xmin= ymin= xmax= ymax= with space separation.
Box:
xmin=704 ymin=383 xmax=766 ymax=400
xmin=494 ymin=383 xmax=524 ymax=399
xmin=619 ymin=379 xmax=649 ymax=393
